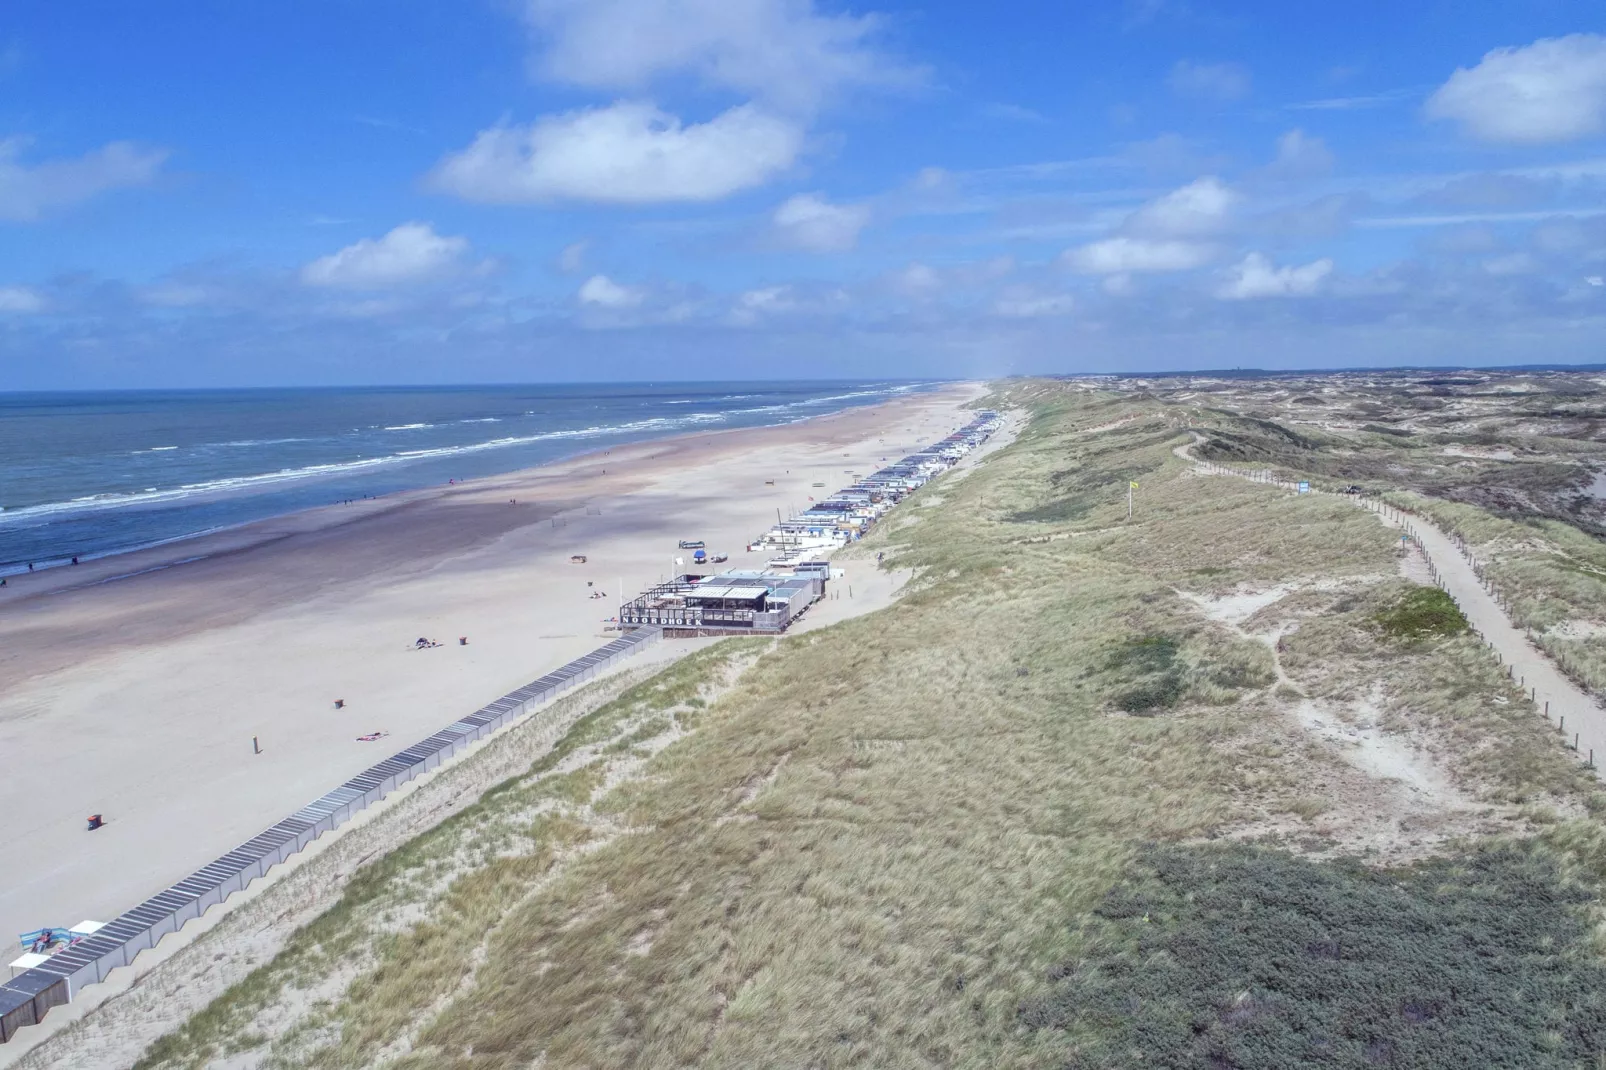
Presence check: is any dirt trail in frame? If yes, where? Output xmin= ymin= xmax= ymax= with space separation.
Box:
xmin=1174 ymin=434 xmax=1606 ymax=781
xmin=1370 ymin=503 xmax=1606 ymax=770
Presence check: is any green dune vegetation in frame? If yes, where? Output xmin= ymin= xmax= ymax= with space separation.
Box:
xmin=138 ymin=379 xmax=1606 ymax=1069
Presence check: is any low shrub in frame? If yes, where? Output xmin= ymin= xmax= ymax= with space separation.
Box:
xmin=1021 ymin=841 xmax=1606 ymax=1068
xmin=1108 ymin=635 xmax=1187 ymax=713
xmin=1373 ymin=586 xmax=1469 ymax=641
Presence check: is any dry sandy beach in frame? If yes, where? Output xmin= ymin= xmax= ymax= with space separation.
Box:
xmin=0 ymin=385 xmax=982 ymax=950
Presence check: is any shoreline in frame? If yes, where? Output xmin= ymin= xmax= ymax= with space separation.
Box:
xmin=0 ymin=384 xmax=985 ymax=954
xmin=0 ymin=389 xmax=935 ymax=597
xmin=0 ymin=383 xmax=940 ymax=579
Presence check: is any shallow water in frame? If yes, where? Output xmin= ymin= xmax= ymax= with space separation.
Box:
xmin=0 ymin=380 xmax=929 ymax=572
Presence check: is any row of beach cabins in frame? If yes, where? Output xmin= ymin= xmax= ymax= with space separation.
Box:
xmin=617 ymin=411 xmax=1001 ymax=636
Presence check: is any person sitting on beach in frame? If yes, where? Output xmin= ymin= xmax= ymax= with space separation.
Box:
xmin=416 ymin=637 xmax=430 ymax=649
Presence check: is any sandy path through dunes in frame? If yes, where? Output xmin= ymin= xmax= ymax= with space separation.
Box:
xmin=0 ymin=386 xmax=983 ymax=949
xmin=1175 ymin=435 xmax=1605 ymax=782
xmin=1373 ymin=505 xmax=1606 ymax=770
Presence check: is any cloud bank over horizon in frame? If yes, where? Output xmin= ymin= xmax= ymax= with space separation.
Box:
xmin=1 ymin=4 xmax=1604 ymax=387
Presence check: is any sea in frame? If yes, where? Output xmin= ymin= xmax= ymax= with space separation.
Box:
xmin=0 ymin=381 xmax=932 ymax=575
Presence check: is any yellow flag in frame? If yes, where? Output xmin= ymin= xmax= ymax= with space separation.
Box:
xmin=1129 ymin=481 xmax=1140 ymax=489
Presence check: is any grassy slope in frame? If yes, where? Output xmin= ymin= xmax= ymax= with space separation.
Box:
xmin=138 ymin=384 xmax=1606 ymax=1069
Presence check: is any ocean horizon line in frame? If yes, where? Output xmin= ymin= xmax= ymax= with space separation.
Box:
xmin=0 ymin=376 xmax=957 ymax=399
xmin=0 ymin=380 xmax=944 ymax=575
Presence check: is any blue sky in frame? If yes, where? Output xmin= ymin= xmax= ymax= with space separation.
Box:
xmin=2 ymin=1 xmax=1604 ymax=387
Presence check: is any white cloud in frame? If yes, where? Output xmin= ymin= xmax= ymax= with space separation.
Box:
xmin=772 ymin=193 xmax=870 ymax=252
xmin=894 ymin=262 xmax=942 ymax=294
xmin=577 ymin=274 xmax=644 ymax=307
xmin=557 ymin=241 xmax=589 ymax=273
xmin=302 ymin=223 xmax=470 ymax=289
xmin=325 ymin=297 xmax=405 ymax=319
xmin=1217 ymin=252 xmax=1332 ymax=299
xmin=1063 ymin=177 xmax=1234 ymax=274
xmin=140 ymin=283 xmax=213 ymax=307
xmin=739 ymin=285 xmax=794 ymax=311
xmin=979 ymin=102 xmax=1048 ymax=124
xmin=1102 ymin=273 xmax=1136 ymax=296
xmin=993 ymin=289 xmax=1074 ymax=318
xmin=1168 ymin=60 xmax=1251 ymax=102
xmin=1426 ymin=34 xmax=1606 ymax=144
xmin=727 ymin=284 xmax=797 ymax=324
xmin=1360 ymin=208 xmax=1606 ymax=228
xmin=1064 ymin=236 xmax=1216 ymax=274
xmin=1529 ymin=215 xmax=1606 ymax=253
xmin=1288 ymin=88 xmax=1418 ymax=111
xmin=433 ymin=0 xmax=916 ymax=209
xmin=1126 ymin=176 xmax=1236 ymax=237
xmin=430 ymin=101 xmax=802 ymax=204
xmin=1251 ymin=193 xmax=1365 ymax=241
xmin=1118 ymin=133 xmax=1230 ymax=178
xmin=1482 ymin=253 xmax=1538 ymax=276
xmin=522 ymin=0 xmax=918 ymax=114
xmin=0 ymin=138 xmax=166 ymax=222
xmin=1424 ymin=224 xmax=1503 ymax=255
xmin=1263 ymin=129 xmax=1334 ymax=182
xmin=0 ymin=285 xmax=43 ymax=312
xmin=1414 ymin=172 xmax=1544 ymax=209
